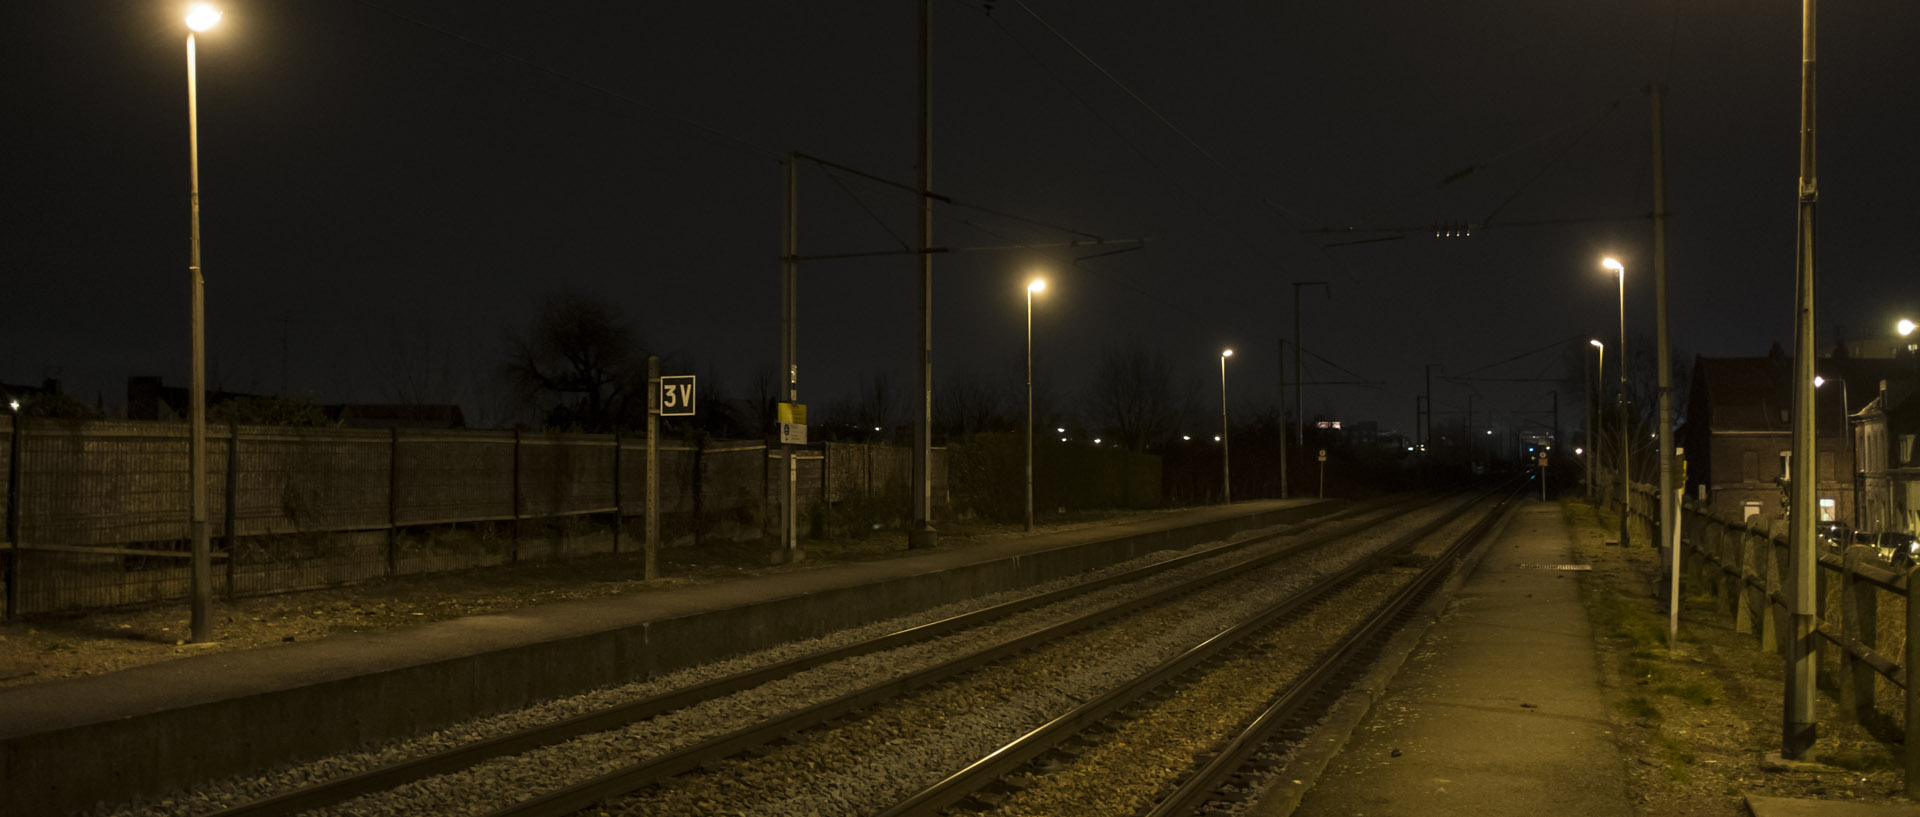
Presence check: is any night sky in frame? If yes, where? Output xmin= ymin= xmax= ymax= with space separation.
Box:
xmin=6 ymin=1 xmax=1917 ymax=439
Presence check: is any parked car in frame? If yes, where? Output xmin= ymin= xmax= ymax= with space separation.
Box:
xmin=1815 ymin=522 xmax=1850 ymax=550
xmin=1860 ymin=531 xmax=1920 ymax=567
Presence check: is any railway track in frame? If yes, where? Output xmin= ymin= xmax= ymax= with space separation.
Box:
xmin=103 ymin=491 xmax=1485 ymax=817
xmin=874 ymin=483 xmax=1519 ymax=817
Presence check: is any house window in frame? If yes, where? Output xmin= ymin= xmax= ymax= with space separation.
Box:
xmin=1741 ymin=451 xmax=1758 ymax=482
xmin=1818 ymin=498 xmax=1836 ymax=522
xmin=1779 ymin=451 xmax=1792 ymax=478
xmin=1742 ymin=501 xmax=1762 ymax=522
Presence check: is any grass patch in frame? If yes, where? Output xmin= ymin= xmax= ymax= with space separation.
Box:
xmin=1652 ymin=679 xmax=1718 ymax=706
xmin=1656 ymin=735 xmax=1695 ymax=780
xmin=1620 ymin=695 xmax=1663 ymax=722
xmin=1820 ymin=744 xmax=1900 ymax=773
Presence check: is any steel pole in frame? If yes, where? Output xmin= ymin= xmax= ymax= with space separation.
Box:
xmin=1617 ymin=266 xmax=1630 ymax=550
xmin=1651 ymin=84 xmax=1678 ymax=643
xmin=909 ymin=0 xmax=937 ymax=548
xmin=1784 ymin=0 xmax=1819 ymax=759
xmin=1220 ymin=354 xmax=1231 ymax=505
xmin=1025 ymin=287 xmax=1034 ymax=531
xmin=186 ymin=31 xmax=212 ymax=643
xmin=780 ymin=153 xmax=800 ymax=563
xmin=1277 ymin=338 xmax=1288 ymax=499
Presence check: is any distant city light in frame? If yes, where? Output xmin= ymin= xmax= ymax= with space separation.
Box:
xmin=1182 ymin=435 xmax=1191 ymax=441
xmin=7 ymin=399 xmax=17 ymax=412
xmin=1093 ymin=438 xmax=1101 ymax=444
xmin=1057 ymin=427 xmax=1066 ymax=434
xmin=1213 ymin=435 xmax=1221 ymax=442
xmin=1576 ymin=447 xmax=1584 ymax=455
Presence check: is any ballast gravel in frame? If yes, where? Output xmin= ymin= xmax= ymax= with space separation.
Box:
xmin=89 ymin=509 xmax=1388 ymax=817
xmin=601 ymin=502 xmax=1463 ymax=816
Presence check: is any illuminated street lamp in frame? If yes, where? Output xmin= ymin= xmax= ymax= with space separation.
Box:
xmin=1588 ymin=339 xmax=1603 ymax=500
xmin=185 ymin=3 xmax=222 ymax=644
xmin=1602 ymin=258 xmax=1629 ymax=549
xmin=1900 ymin=318 xmax=1917 ymax=353
xmin=1220 ymin=349 xmax=1233 ymax=504
xmin=1025 ymin=278 xmax=1045 ymax=531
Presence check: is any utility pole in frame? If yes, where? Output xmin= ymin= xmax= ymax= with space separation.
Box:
xmin=1784 ymin=0 xmax=1819 ymax=760
xmin=909 ymin=0 xmax=937 ymax=549
xmin=1277 ymin=338 xmax=1288 ymax=499
xmin=1585 ymin=343 xmax=1596 ymax=499
xmin=780 ymin=153 xmax=800 ymax=563
xmin=1650 ymin=84 xmax=1679 ymax=644
xmin=1292 ymin=282 xmax=1330 ymax=446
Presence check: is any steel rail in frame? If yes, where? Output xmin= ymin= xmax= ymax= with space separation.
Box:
xmin=871 ymin=483 xmax=1509 ymax=817
xmin=1144 ymin=483 xmax=1523 ymax=817
xmin=476 ymin=493 xmax=1472 ymax=817
xmin=205 ymin=497 xmax=1409 ymax=817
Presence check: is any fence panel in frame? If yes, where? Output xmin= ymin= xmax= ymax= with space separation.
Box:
xmin=396 ymin=430 xmax=516 ymax=525
xmin=517 ymin=433 xmax=616 ymax=518
xmin=233 ymin=427 xmax=389 ymax=536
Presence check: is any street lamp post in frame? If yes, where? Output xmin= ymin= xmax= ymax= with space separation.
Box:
xmin=1603 ymin=258 xmax=1629 ymax=549
xmin=185 ymin=3 xmax=221 ymax=644
xmin=1220 ymin=349 xmax=1233 ymax=504
xmin=1588 ymin=339 xmax=1603 ymax=501
xmin=1025 ymin=279 xmax=1045 ymax=531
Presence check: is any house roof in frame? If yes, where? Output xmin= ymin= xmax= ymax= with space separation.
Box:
xmin=1692 ymin=354 xmax=1850 ymax=434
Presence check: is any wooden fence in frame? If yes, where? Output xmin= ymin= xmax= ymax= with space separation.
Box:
xmin=1618 ymin=481 xmax=1918 ymax=790
xmin=0 ymin=416 xmax=944 ymax=615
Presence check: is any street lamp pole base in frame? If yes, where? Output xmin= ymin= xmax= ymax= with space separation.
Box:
xmin=907 ymin=525 xmax=938 ymax=550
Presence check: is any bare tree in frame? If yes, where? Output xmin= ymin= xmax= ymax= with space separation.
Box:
xmin=856 ymin=369 xmax=902 ymax=436
xmin=1086 ymin=341 xmax=1187 ymax=451
xmin=936 ymin=363 xmax=1010 ymax=437
xmin=501 ymin=291 xmax=645 ymax=431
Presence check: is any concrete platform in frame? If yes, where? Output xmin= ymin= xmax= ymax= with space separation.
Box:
xmin=1285 ymin=501 xmax=1636 ymax=817
xmin=0 ymin=498 xmax=1333 ymax=816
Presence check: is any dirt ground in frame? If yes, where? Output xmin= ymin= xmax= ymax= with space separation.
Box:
xmin=1 ymin=500 xmax=1914 ymax=814
xmin=1563 ymin=500 xmax=1911 ymax=814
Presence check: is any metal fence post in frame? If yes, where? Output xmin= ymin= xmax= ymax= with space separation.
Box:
xmin=5 ymin=416 xmax=21 ymax=619
xmin=612 ymin=432 xmax=623 ymax=554
xmin=386 ymin=427 xmax=399 ymax=577
xmin=511 ymin=428 xmax=522 ymax=563
xmin=224 ymin=422 xmax=239 ymax=600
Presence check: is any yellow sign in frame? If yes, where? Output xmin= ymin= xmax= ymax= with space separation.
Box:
xmin=777 ymin=402 xmax=807 ymax=424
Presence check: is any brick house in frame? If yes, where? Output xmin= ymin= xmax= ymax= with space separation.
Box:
xmin=1680 ymin=348 xmax=1853 ymax=525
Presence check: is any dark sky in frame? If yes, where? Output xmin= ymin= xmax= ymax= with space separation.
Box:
xmin=5 ymin=1 xmax=1917 ymax=439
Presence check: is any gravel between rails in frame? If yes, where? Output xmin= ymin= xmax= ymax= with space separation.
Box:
xmin=958 ymin=501 xmax=1502 ymax=817
xmin=90 ymin=508 xmax=1385 ymax=817
xmin=595 ymin=504 xmax=1459 ymax=817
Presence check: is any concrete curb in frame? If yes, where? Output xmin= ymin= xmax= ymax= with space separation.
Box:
xmin=1245 ymin=496 xmax=1523 ymax=817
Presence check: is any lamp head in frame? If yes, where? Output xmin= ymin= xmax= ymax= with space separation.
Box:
xmin=1589 ymin=339 xmax=1604 ymax=349
xmin=1221 ymin=349 xmax=1233 ymax=358
xmin=1813 ymin=375 xmax=1827 ymax=388
xmin=1028 ymin=279 xmax=1046 ymax=294
xmin=1601 ymin=257 xmax=1624 ymax=275
xmin=186 ymin=4 xmax=222 ymax=31
xmin=1899 ymin=318 xmax=1916 ymax=337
